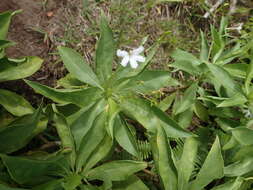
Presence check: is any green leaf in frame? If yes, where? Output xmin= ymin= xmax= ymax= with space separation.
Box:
xmin=32 ymin=179 xmax=63 ymax=190
xmin=87 ymin=160 xmax=147 ymax=181
xmin=200 ymin=30 xmax=209 ymax=62
xmin=76 ymin=111 xmax=107 ymax=172
xmin=25 ymin=80 xmax=102 ymax=107
xmin=245 ymin=59 xmax=253 ymax=95
xmin=113 ymin=175 xmax=149 ymax=190
xmin=57 ymin=74 xmax=85 ymax=89
xmin=219 ymin=17 xmax=228 ymax=35
xmin=118 ymin=70 xmax=179 ymax=94
xmin=158 ymin=92 xmax=176 ymax=111
xmin=0 ymin=107 xmax=42 ymax=153
xmin=224 ymin=63 xmax=247 ymax=79
xmin=0 ymin=184 xmax=29 ymax=190
xmin=82 ymin=133 xmax=113 ymax=174
xmin=171 ymin=49 xmax=201 ymax=66
xmin=0 ymin=40 xmax=15 ymax=49
xmin=206 ymin=63 xmax=242 ymax=95
xmin=0 ymin=57 xmax=43 ymax=82
xmin=0 ymin=10 xmax=21 ymax=40
xmin=95 ymin=15 xmax=115 ymax=82
xmin=1 ymin=154 xmax=64 ymax=185
xmin=173 ymin=83 xmax=198 ymax=115
xmin=0 ymin=89 xmax=34 ymax=116
xmin=211 ymin=177 xmax=244 ymax=190
xmin=58 ymin=46 xmax=102 ymax=89
xmin=120 ymin=96 xmax=191 ymax=137
xmin=171 ymin=60 xmax=202 ymax=76
xmin=71 ymin=99 xmax=106 ymax=151
xmin=62 ymin=174 xmax=82 ymax=190
xmin=175 ymin=107 xmax=194 ymax=129
xmin=106 ymin=98 xmax=120 ymax=138
xmin=193 ymin=100 xmax=209 ymax=122
xmin=217 ymin=93 xmax=247 ymax=107
xmin=225 ymin=157 xmax=253 ymax=177
xmin=115 ymin=116 xmax=139 ymax=157
xmin=190 ymin=136 xmax=224 ymax=190
xmin=210 ymin=25 xmax=224 ymax=62
xmin=231 ymin=127 xmax=253 ymax=146
xmin=177 ymin=137 xmax=198 ymax=190
xmin=53 ymin=112 xmax=76 ymax=169
xmin=150 ymin=125 xmax=177 ymax=190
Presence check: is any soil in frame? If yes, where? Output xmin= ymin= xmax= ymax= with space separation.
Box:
xmin=0 ymin=0 xmax=68 ymax=104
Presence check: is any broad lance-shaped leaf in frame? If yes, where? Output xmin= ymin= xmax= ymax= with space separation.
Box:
xmin=224 ymin=157 xmax=253 ymax=177
xmin=0 ymin=10 xmax=21 ymax=40
xmin=177 ymin=137 xmax=198 ymax=190
xmin=106 ymin=98 xmax=120 ymax=138
xmin=189 ymin=136 xmax=224 ymax=190
xmin=217 ymin=93 xmax=247 ymax=107
xmin=113 ymin=175 xmax=149 ymax=190
xmin=224 ymin=63 xmax=248 ymax=79
xmin=71 ymin=99 xmax=106 ymax=151
xmin=114 ymin=116 xmax=139 ymax=157
xmin=62 ymin=174 xmax=82 ymax=190
xmin=0 ymin=89 xmax=34 ymax=116
xmin=25 ymin=80 xmax=102 ymax=108
xmin=32 ymin=179 xmax=63 ymax=190
xmin=0 ymin=107 xmax=42 ymax=153
xmin=200 ymin=30 xmax=209 ymax=62
xmin=95 ymin=15 xmax=115 ymax=82
xmin=211 ymin=177 xmax=244 ymax=190
xmin=173 ymin=82 xmax=198 ymax=115
xmin=86 ymin=160 xmax=147 ymax=181
xmin=119 ymin=96 xmax=191 ymax=138
xmin=82 ymin=134 xmax=113 ymax=174
xmin=53 ymin=113 xmax=76 ymax=169
xmin=57 ymin=73 xmax=85 ymax=89
xmin=211 ymin=25 xmax=224 ymax=62
xmin=231 ymin=127 xmax=253 ymax=146
xmin=58 ymin=46 xmax=102 ymax=89
xmin=171 ymin=49 xmax=202 ymax=66
xmin=118 ymin=70 xmax=179 ymax=94
xmin=76 ymin=111 xmax=107 ymax=171
xmin=150 ymin=125 xmax=177 ymax=190
xmin=206 ymin=63 xmax=242 ymax=95
xmin=0 ymin=40 xmax=15 ymax=49
xmin=176 ymin=107 xmax=194 ymax=129
xmin=0 ymin=184 xmax=29 ymax=190
xmin=1 ymin=154 xmax=65 ymax=185
xmin=158 ymin=92 xmax=176 ymax=111
xmin=0 ymin=56 xmax=43 ymax=82
xmin=245 ymin=58 xmax=253 ymax=94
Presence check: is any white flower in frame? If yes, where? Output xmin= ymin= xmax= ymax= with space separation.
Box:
xmin=117 ymin=46 xmax=146 ymax=69
xmin=242 ymin=108 xmax=253 ymax=118
xmin=227 ymin=23 xmax=243 ymax=33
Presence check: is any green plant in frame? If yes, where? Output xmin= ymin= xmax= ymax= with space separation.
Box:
xmin=0 ymin=10 xmax=44 ymax=154
xmin=14 ymin=13 xmax=194 ymax=189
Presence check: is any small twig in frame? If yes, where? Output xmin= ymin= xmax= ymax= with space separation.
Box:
xmin=203 ymin=0 xmax=225 ymax=18
xmin=161 ymin=85 xmax=188 ymax=94
xmin=142 ymin=169 xmax=159 ymax=182
xmin=39 ymin=141 xmax=61 ymax=150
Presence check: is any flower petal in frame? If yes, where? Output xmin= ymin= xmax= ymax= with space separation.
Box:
xmin=117 ymin=49 xmax=128 ymax=57
xmin=132 ymin=46 xmax=144 ymax=55
xmin=133 ymin=55 xmax=146 ymax=63
xmin=120 ymin=56 xmax=129 ymax=67
xmin=129 ymin=58 xmax=138 ymax=69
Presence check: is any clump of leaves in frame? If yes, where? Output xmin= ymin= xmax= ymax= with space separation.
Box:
xmin=0 ymin=10 xmax=44 ymax=154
